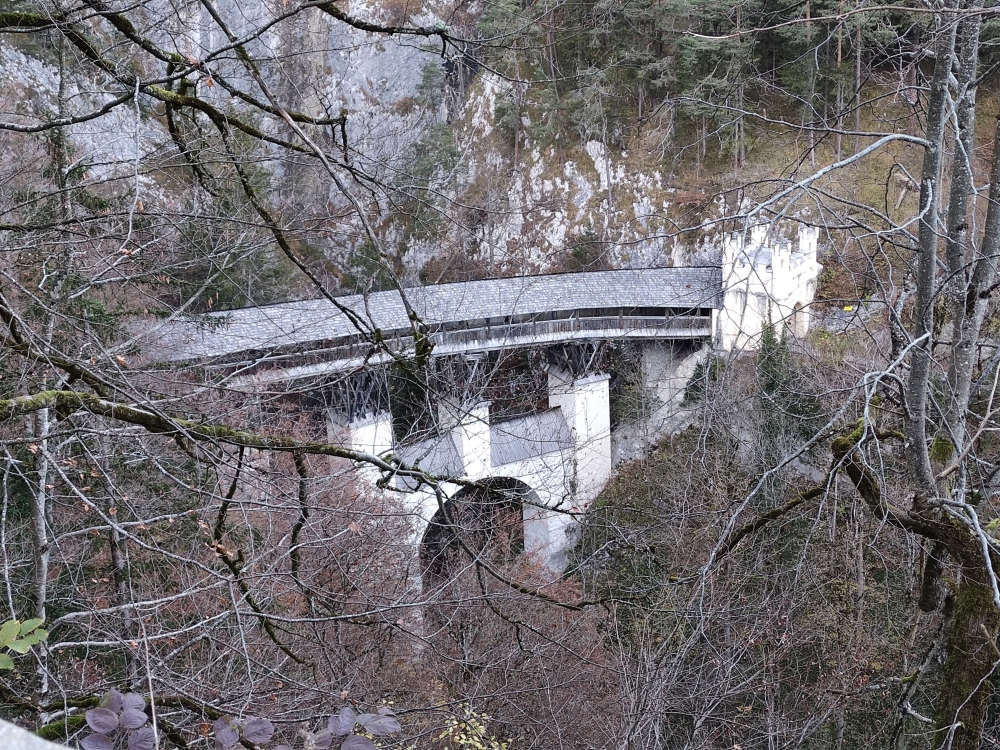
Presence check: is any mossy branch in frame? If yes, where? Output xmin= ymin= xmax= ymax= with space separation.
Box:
xmin=718 ymin=484 xmax=828 ymax=557
xmin=317 ymin=1 xmax=452 ymax=41
xmin=716 ymin=424 xmax=910 ymax=558
xmin=0 ymin=389 xmax=483 ymax=495
xmin=830 ymin=428 xmax=937 ymax=537
xmin=0 ymin=11 xmax=57 ymax=30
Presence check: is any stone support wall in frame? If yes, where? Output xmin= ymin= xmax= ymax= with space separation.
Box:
xmin=612 ymin=341 xmax=709 ymax=464
xmin=438 ymin=399 xmax=492 ymax=480
xmin=327 ymin=371 xmax=612 ymax=573
xmin=547 ymin=368 xmax=612 ymax=508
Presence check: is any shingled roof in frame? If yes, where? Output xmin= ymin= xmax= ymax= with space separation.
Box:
xmin=152 ymin=267 xmax=723 ymax=364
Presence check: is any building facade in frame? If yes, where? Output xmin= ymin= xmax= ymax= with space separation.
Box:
xmin=717 ymin=224 xmax=822 ymax=350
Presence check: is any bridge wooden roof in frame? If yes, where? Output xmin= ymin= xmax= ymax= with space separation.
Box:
xmin=153 ymin=267 xmax=722 ymax=365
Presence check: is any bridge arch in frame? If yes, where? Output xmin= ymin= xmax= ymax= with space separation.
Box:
xmin=419 ymin=477 xmax=538 ymax=585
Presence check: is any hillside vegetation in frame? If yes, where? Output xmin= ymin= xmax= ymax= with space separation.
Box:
xmin=1 ymin=0 xmax=1000 ymax=748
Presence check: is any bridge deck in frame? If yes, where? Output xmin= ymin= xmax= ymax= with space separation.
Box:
xmin=151 ymin=267 xmax=722 ymax=378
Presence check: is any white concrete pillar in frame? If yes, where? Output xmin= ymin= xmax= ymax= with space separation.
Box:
xmin=719 ymin=248 xmax=750 ymax=351
xmin=547 ymin=368 xmax=612 ymax=508
xmin=772 ymin=241 xmax=790 ymax=288
xmin=769 ymin=240 xmax=794 ymax=331
xmin=790 ymin=225 xmax=821 ymax=339
xmin=438 ymin=399 xmax=492 ymax=480
xmin=326 ymin=409 xmax=394 ymax=483
xmin=791 ymin=303 xmax=808 ymax=338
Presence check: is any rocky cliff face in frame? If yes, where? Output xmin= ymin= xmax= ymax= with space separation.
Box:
xmin=0 ymin=0 xmax=730 ymax=291
xmin=394 ymin=65 xmax=741 ymax=285
xmin=426 ymin=73 xmax=716 ymax=271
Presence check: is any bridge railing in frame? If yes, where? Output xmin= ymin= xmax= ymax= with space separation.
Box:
xmin=441 ymin=313 xmax=713 ymax=346
xmin=222 ymin=313 xmax=714 ymax=383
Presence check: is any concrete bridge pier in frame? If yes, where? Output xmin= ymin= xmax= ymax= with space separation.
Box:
xmin=437 ymin=399 xmax=492 ymax=480
xmin=546 ymin=367 xmax=611 ymax=507
xmin=325 ymin=408 xmax=394 ymax=484
xmin=325 ymin=366 xmax=614 ymax=575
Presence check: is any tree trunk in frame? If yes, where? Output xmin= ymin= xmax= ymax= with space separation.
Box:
xmin=934 ymin=565 xmax=1000 ymax=750
xmin=905 ymin=2 xmax=958 ymax=503
xmin=29 ymin=411 xmax=50 ymax=623
xmin=943 ymin=2 xmax=985 ymax=460
xmin=853 ymin=18 xmax=862 ymax=155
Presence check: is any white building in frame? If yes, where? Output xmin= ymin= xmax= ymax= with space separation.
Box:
xmin=717 ymin=223 xmax=822 ymax=351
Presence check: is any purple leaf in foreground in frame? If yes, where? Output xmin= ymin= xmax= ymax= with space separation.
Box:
xmin=122 ymin=693 xmax=146 ymax=712
xmin=341 ymin=735 xmax=376 ymax=750
xmin=242 ymin=717 xmax=274 ymax=744
xmin=357 ymin=714 xmax=401 ymax=736
xmin=328 ymin=706 xmax=356 ymax=736
xmin=213 ymin=718 xmax=240 ymax=750
xmin=120 ymin=708 xmax=148 ymax=730
xmin=86 ymin=708 xmax=119 ymax=734
xmin=313 ymin=730 xmax=334 ymax=749
xmin=81 ymin=734 xmax=114 ymax=750
xmin=128 ymin=726 xmax=156 ymax=750
xmin=100 ymin=689 xmax=124 ymax=713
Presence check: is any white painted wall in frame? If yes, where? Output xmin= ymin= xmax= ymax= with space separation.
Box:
xmin=326 ymin=409 xmax=393 ymax=483
xmin=439 ymin=399 xmax=492 ymax=480
xmin=547 ymin=369 xmax=612 ymax=508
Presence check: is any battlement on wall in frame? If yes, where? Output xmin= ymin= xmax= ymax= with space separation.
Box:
xmin=722 ymin=223 xmax=819 ymax=273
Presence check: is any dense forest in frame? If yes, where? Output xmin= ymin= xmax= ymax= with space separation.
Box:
xmin=1 ymin=0 xmax=1000 ymax=748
